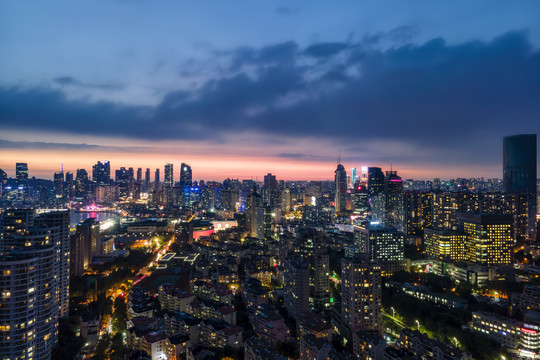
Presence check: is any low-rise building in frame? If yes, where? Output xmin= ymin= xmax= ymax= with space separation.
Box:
xmin=244 ymin=337 xmax=288 ymax=360
xmin=353 ymin=330 xmax=386 ymax=360
xmin=399 ymin=329 xmax=470 ymax=360
xmin=297 ymin=311 xmax=332 ymax=342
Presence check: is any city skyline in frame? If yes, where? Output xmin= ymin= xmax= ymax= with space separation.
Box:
xmin=2 ymin=1 xmax=540 ymax=180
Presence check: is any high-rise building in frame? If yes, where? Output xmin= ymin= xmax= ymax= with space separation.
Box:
xmin=65 ymin=171 xmax=74 ymax=199
xmin=75 ymin=169 xmax=88 ymax=198
xmin=15 ymin=162 xmax=28 ymax=186
xmin=246 ymin=187 xmax=264 ymax=238
xmin=335 ymin=163 xmax=347 ymax=214
xmin=92 ymin=160 xmax=110 ymax=185
xmin=71 ymin=218 xmax=100 ymax=277
xmin=283 ymin=256 xmax=310 ymax=320
xmin=145 ymin=168 xmax=151 ymax=192
xmin=180 ymin=163 xmax=192 ymax=187
xmin=353 ymin=184 xmax=369 ymax=214
xmin=351 ymin=168 xmax=358 ymax=185
xmin=0 ymin=248 xmax=57 ymax=360
xmin=0 ymin=209 xmax=71 ymax=360
xmin=341 ymin=254 xmax=382 ymax=336
xmin=116 ymin=167 xmax=131 ymax=198
xmin=361 ymin=166 xmax=368 ymax=183
xmin=136 ymin=167 xmax=142 ymax=183
xmin=367 ymin=167 xmax=384 ymax=198
xmin=459 ymin=213 xmax=513 ymax=265
xmin=354 ymin=224 xmax=404 ymax=263
xmin=164 ymin=163 xmax=174 ymax=187
xmin=503 ymin=134 xmax=537 ymax=236
xmin=54 ymin=171 xmax=64 ymax=199
xmin=263 ymin=173 xmax=280 ymax=206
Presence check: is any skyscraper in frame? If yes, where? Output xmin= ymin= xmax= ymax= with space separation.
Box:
xmin=154 ymin=168 xmax=160 ymax=192
xmin=283 ymin=256 xmax=310 ymax=320
xmin=65 ymin=171 xmax=74 ymax=199
xmin=54 ymin=170 xmax=64 ymax=199
xmin=116 ymin=167 xmax=131 ymax=198
xmin=503 ymin=134 xmax=537 ymax=236
xmin=75 ymin=169 xmax=88 ymax=198
xmin=367 ymin=167 xmax=384 ymax=198
xmin=0 ymin=209 xmax=71 ymax=360
xmin=180 ymin=163 xmax=192 ymax=208
xmin=15 ymin=162 xmax=28 ymax=186
xmin=263 ymin=173 xmax=280 ymax=206
xmin=335 ymin=163 xmax=347 ymax=214
xmin=145 ymin=168 xmax=151 ymax=192
xmin=180 ymin=163 xmax=192 ymax=187
xmin=92 ymin=160 xmax=110 ymax=185
xmin=136 ymin=167 xmax=142 ymax=183
xmin=164 ymin=163 xmax=174 ymax=187
xmin=351 ymin=167 xmax=358 ymax=185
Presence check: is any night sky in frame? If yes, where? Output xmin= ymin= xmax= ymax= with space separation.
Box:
xmin=1 ymin=1 xmax=539 ymax=180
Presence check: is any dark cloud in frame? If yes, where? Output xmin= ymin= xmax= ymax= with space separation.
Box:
xmin=0 ymin=139 xmax=152 ymax=152
xmin=1 ymin=31 xmax=539 ymax=167
xmin=304 ymin=42 xmax=350 ymax=58
xmin=228 ymin=41 xmax=299 ymax=71
xmin=53 ymin=76 xmax=123 ymax=90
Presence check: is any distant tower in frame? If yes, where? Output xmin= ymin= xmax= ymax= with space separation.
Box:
xmin=180 ymin=163 xmax=192 ymax=187
xmin=92 ymin=161 xmax=110 ymax=185
xmin=15 ymin=162 xmax=28 ymax=186
xmin=164 ymin=163 xmax=174 ymax=187
xmin=367 ymin=167 xmax=384 ymax=198
xmin=335 ymin=160 xmax=347 ymax=214
xmin=503 ymin=134 xmax=537 ymax=236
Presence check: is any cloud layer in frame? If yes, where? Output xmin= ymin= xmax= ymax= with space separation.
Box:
xmin=1 ymin=31 xmax=539 ymax=172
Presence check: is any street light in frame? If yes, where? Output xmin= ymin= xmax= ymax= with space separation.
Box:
xmin=415 ymin=320 xmax=420 ymax=330
xmin=391 ymin=307 xmax=395 ymax=318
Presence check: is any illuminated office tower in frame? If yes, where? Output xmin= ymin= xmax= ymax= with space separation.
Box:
xmin=351 ymin=168 xmax=358 ymax=185
xmin=341 ymin=254 xmax=382 ymax=335
xmin=355 ymin=224 xmax=404 ymax=262
xmin=180 ymin=163 xmax=192 ymax=208
xmin=424 ymin=228 xmax=466 ymax=261
xmin=282 ymin=188 xmax=292 ymax=212
xmin=15 ymin=162 xmax=28 ymax=186
xmin=367 ymin=167 xmax=384 ymax=198
xmin=459 ymin=213 xmax=513 ymax=265
xmin=353 ymin=184 xmax=369 ymax=214
xmin=361 ymin=166 xmax=368 ymax=183
xmin=335 ymin=162 xmax=347 ymax=214
xmin=92 ymin=160 xmax=110 ymax=185
xmin=503 ymin=134 xmax=537 ymax=236
xmin=53 ymin=170 xmax=64 ymax=199
xmin=164 ymin=163 xmax=174 ymax=187
xmin=283 ymin=256 xmax=310 ymax=320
